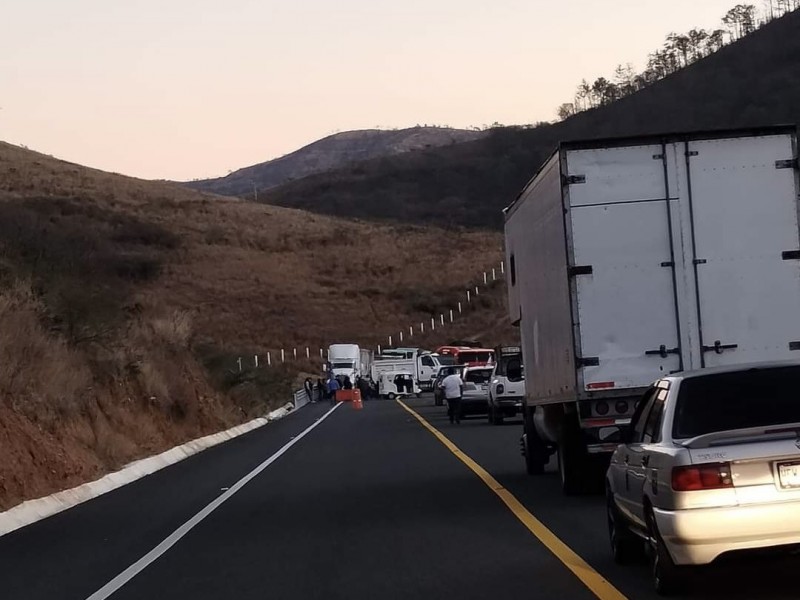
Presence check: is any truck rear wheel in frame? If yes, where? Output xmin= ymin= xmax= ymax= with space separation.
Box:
xmin=557 ymin=420 xmax=588 ymax=495
xmin=522 ymin=408 xmax=546 ymax=475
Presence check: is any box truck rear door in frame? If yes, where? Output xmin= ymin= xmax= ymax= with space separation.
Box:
xmin=685 ymin=134 xmax=800 ymax=367
xmin=566 ymin=145 xmax=682 ymax=390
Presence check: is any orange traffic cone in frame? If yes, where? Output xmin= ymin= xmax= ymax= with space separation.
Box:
xmin=353 ymin=389 xmax=363 ymax=410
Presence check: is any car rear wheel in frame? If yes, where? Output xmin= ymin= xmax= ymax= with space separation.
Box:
xmin=646 ymin=509 xmax=685 ymax=596
xmin=606 ymin=492 xmax=641 ymax=565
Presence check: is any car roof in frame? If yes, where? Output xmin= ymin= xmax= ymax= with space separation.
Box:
xmin=662 ymin=359 xmax=800 ymax=382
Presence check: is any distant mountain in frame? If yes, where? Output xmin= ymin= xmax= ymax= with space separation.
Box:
xmin=184 ymin=126 xmax=487 ymax=197
xmin=263 ymin=9 xmax=800 ymax=230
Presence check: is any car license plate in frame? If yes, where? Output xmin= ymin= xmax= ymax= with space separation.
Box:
xmin=778 ymin=462 xmax=800 ymax=488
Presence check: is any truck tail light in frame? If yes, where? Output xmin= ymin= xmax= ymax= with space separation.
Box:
xmin=587 ymin=382 xmax=615 ymax=390
xmin=671 ymin=463 xmax=733 ymax=491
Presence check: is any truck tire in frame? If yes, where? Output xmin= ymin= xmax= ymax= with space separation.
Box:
xmin=522 ymin=408 xmax=546 ymax=475
xmin=557 ymin=420 xmax=588 ymax=495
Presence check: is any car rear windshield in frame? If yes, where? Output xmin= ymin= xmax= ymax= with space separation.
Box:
xmin=673 ymin=366 xmax=800 ymax=439
xmin=465 ymin=370 xmax=492 ymax=384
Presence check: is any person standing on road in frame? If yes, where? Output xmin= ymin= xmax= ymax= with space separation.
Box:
xmin=442 ymin=371 xmax=464 ymax=424
xmin=316 ymin=378 xmax=325 ymax=403
xmin=327 ymin=374 xmax=340 ymax=404
xmin=357 ymin=376 xmax=371 ymax=401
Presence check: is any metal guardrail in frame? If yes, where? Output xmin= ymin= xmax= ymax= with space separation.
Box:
xmin=292 ymin=388 xmax=311 ymax=410
xmin=292 ymin=384 xmax=323 ymax=410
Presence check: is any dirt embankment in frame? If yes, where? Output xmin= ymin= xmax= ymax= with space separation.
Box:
xmin=0 ymin=141 xmax=505 ymax=510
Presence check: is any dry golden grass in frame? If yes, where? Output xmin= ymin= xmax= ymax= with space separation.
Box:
xmin=0 ymin=140 xmax=511 ymax=508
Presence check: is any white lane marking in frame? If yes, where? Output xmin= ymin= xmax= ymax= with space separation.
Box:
xmin=86 ymin=402 xmax=342 ymax=600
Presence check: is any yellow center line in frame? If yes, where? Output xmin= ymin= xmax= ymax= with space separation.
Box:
xmin=397 ymin=399 xmax=628 ymax=600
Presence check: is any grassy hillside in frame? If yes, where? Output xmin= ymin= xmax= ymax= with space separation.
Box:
xmin=263 ymin=9 xmax=800 ymax=229
xmin=0 ymin=142 xmax=508 ymax=509
xmin=184 ymin=126 xmax=487 ymax=197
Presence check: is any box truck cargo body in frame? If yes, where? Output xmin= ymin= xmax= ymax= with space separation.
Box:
xmin=504 ymin=126 xmax=800 ymax=494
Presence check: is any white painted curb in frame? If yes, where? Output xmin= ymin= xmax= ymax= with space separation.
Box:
xmin=0 ymin=402 xmax=296 ymax=538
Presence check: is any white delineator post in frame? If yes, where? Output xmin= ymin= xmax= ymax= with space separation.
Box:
xmin=450 ymin=309 xmax=454 ymax=322
xmin=267 ymin=352 xmax=272 ymax=366
xmin=458 ymin=302 xmax=462 ymax=314
xmin=254 ymin=355 xmax=259 ymax=368
xmin=281 ymin=349 xmax=285 ymax=363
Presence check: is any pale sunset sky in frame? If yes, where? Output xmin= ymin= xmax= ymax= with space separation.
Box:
xmin=2 ymin=0 xmax=746 ymax=180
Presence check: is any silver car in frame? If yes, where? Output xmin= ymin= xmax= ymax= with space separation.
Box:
xmin=460 ymin=366 xmax=493 ymax=417
xmin=606 ymin=361 xmax=800 ymax=595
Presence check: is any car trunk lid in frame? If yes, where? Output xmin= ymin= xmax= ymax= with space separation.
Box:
xmin=683 ymin=424 xmax=800 ymax=504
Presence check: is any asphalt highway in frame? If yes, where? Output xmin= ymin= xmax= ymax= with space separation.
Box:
xmin=1 ymin=396 xmax=798 ymax=600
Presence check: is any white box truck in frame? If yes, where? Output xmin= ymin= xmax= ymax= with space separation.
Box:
xmin=504 ymin=126 xmax=800 ymax=494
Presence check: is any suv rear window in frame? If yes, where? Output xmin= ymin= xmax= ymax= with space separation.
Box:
xmin=672 ymin=366 xmax=800 ymax=439
xmin=465 ymin=370 xmax=492 ymax=384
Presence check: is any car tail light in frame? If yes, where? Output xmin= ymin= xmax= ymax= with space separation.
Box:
xmin=496 ymin=384 xmax=505 ymax=395
xmin=671 ymin=463 xmax=733 ymax=491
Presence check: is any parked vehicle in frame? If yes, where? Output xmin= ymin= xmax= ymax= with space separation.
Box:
xmin=488 ymin=346 xmax=525 ymax=425
xmin=377 ymin=371 xmax=419 ymax=400
xmin=328 ymin=344 xmax=361 ymax=383
xmin=504 ymin=126 xmax=800 ymax=494
xmin=359 ymin=348 xmax=373 ymax=381
xmin=460 ymin=366 xmax=494 ymax=417
xmin=435 ymin=346 xmax=495 ymax=368
xmin=373 ymin=348 xmax=442 ymax=390
xmin=606 ymin=361 xmax=800 ymax=595
xmin=433 ymin=365 xmax=465 ymax=406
